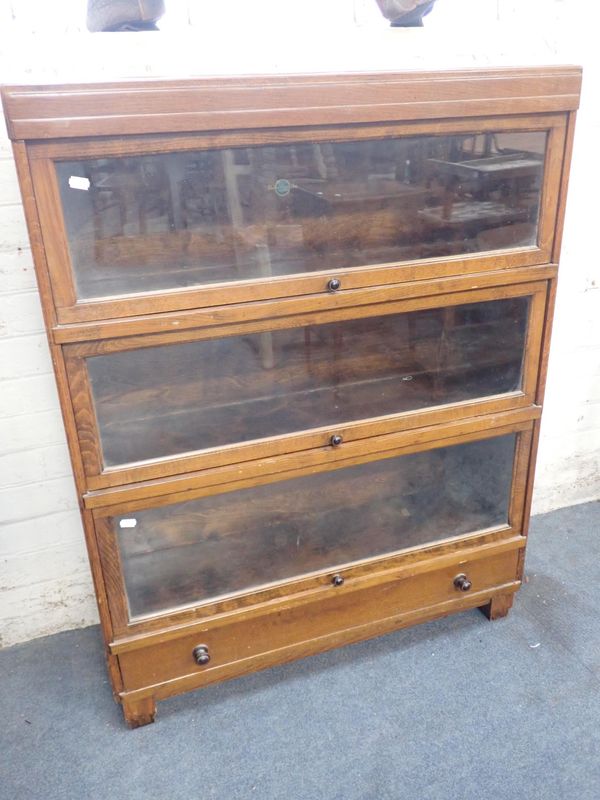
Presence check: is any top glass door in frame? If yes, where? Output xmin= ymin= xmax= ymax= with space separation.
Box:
xmin=54 ymin=129 xmax=547 ymax=303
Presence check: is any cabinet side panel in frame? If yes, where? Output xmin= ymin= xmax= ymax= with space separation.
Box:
xmin=10 ymin=141 xmax=123 ymax=696
xmin=552 ymin=111 xmax=578 ymax=264
xmin=519 ymin=276 xmax=559 ymax=555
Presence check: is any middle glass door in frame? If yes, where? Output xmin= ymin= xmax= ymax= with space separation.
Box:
xmin=66 ymin=282 xmax=545 ymax=486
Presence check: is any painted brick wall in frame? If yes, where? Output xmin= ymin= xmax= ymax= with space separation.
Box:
xmin=1 ymin=0 xmax=598 ymax=646
xmin=0 ymin=112 xmax=98 ymax=647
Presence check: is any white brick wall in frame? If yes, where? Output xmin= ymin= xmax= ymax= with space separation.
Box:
xmin=0 ymin=0 xmax=598 ymax=647
xmin=0 ymin=109 xmax=98 ymax=646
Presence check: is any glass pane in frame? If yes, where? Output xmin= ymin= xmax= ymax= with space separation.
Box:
xmin=114 ymin=434 xmax=516 ymax=618
xmin=55 ymin=130 xmax=546 ymax=300
xmin=87 ymin=296 xmax=529 ymax=468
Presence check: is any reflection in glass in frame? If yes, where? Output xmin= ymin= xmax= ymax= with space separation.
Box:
xmin=56 ymin=131 xmax=547 ymax=300
xmin=87 ymin=296 xmax=529 ymax=468
xmin=115 ymin=434 xmax=517 ymax=618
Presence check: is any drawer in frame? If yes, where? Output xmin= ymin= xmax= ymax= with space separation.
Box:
xmin=67 ymin=280 xmax=546 ymax=489
xmin=94 ymin=419 xmax=534 ymax=635
xmin=30 ymin=114 xmax=566 ymax=324
xmin=116 ymin=542 xmax=522 ymax=693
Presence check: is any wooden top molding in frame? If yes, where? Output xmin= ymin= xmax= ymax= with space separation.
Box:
xmin=1 ymin=65 xmax=582 ymax=141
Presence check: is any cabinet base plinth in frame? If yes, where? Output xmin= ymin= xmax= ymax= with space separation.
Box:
xmin=479 ymin=592 xmax=514 ymax=621
xmin=122 ymin=696 xmax=156 ymax=728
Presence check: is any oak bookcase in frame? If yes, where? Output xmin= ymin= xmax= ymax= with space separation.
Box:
xmin=2 ymin=66 xmax=581 ymax=726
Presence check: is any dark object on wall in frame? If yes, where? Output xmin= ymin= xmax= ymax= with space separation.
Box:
xmin=87 ymin=0 xmax=165 ymax=32
xmin=376 ymin=0 xmax=437 ymax=27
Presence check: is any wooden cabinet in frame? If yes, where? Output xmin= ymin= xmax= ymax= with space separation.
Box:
xmin=2 ymin=66 xmax=581 ymax=728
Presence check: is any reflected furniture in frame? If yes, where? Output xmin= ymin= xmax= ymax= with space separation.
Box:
xmin=2 ymin=66 xmax=581 ymax=726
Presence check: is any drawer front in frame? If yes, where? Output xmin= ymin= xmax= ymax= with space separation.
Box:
xmin=30 ymin=115 xmax=566 ymax=323
xmin=67 ymin=282 xmax=545 ymax=487
xmin=117 ymin=544 xmax=521 ymax=692
xmin=95 ymin=427 xmax=530 ymax=628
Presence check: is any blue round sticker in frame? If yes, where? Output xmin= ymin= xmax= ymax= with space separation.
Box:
xmin=274 ymin=178 xmax=291 ymax=197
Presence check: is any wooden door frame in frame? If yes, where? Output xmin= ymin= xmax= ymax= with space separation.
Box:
xmin=92 ymin=413 xmax=536 ymax=638
xmin=26 ymin=113 xmax=567 ymax=323
xmin=63 ymin=278 xmax=548 ymax=490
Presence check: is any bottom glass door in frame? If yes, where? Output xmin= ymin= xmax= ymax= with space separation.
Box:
xmin=107 ymin=432 xmax=517 ymax=620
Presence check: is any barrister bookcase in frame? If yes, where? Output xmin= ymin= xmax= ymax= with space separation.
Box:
xmin=2 ymin=66 xmax=581 ymax=727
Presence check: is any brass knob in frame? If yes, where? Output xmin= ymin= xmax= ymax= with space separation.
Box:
xmin=332 ymin=574 xmax=344 ymax=587
xmin=453 ymin=573 xmax=472 ymax=592
xmin=193 ymin=644 xmax=210 ymax=665
xmin=330 ymin=434 xmax=343 ymax=447
xmin=327 ymin=278 xmax=341 ymax=292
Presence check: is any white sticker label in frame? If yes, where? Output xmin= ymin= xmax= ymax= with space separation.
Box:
xmin=68 ymin=176 xmax=90 ymax=191
xmin=119 ymin=518 xmax=137 ymax=529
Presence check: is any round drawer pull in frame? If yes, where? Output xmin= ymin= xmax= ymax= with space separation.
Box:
xmin=453 ymin=573 xmax=472 ymax=592
xmin=330 ymin=434 xmax=343 ymax=447
xmin=327 ymin=278 xmax=341 ymax=292
xmin=192 ymin=644 xmax=211 ymax=665
xmin=332 ymin=574 xmax=345 ymax=587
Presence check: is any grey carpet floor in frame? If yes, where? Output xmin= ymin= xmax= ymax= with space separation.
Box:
xmin=1 ymin=500 xmax=599 ymax=800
